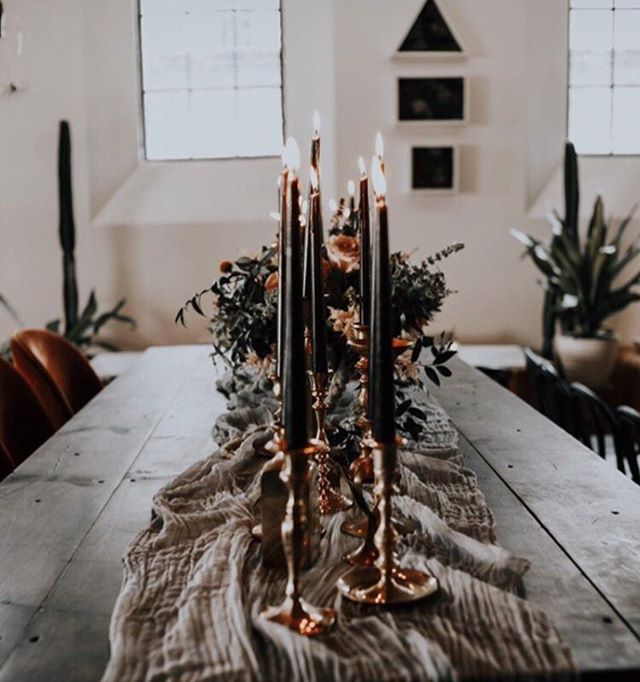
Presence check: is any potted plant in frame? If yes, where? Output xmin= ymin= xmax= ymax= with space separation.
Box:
xmin=511 ymin=143 xmax=639 ymax=389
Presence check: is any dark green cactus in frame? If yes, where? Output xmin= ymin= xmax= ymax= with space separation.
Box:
xmin=563 ymin=141 xmax=580 ymax=244
xmin=540 ymin=142 xmax=580 ymax=357
xmin=58 ymin=120 xmax=79 ymax=335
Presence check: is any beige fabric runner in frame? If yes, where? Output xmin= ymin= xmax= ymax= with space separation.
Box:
xmin=102 ymin=385 xmax=575 ymax=681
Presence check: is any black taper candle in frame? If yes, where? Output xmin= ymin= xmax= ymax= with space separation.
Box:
xmin=368 ymin=159 xmax=395 ymax=444
xmin=358 ymin=163 xmax=371 ymax=325
xmin=283 ymin=175 xmax=308 ymax=450
xmin=303 ymin=125 xmax=321 ymax=300
xmin=309 ymin=181 xmax=328 ymax=374
xmin=276 ymin=168 xmax=289 ymax=379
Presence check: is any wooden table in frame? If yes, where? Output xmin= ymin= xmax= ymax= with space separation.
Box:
xmin=1 ymin=346 xmax=639 ymax=681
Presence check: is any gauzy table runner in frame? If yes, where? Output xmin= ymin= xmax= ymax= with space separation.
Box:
xmin=102 ymin=373 xmax=575 ymax=681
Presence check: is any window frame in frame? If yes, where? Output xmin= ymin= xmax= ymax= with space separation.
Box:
xmin=136 ymin=0 xmax=286 ymax=163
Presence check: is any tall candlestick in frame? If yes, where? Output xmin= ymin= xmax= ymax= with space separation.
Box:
xmin=358 ymin=157 xmax=371 ymax=326
xmin=369 ymin=157 xmax=395 ymax=444
xmin=283 ymin=155 xmax=308 ymax=451
xmin=309 ymin=168 xmax=328 ymax=374
xmin=303 ymin=112 xmax=321 ymax=300
xmin=277 ymin=166 xmax=289 ymax=380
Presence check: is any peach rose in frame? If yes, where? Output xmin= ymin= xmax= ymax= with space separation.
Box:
xmin=326 ymin=235 xmax=360 ymax=273
xmin=265 ymin=271 xmax=278 ymax=292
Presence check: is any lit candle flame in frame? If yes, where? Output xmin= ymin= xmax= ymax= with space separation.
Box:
xmin=283 ymin=136 xmax=301 ymax=171
xmin=347 ymin=180 xmax=355 ymax=197
xmin=371 ymin=156 xmax=386 ymax=198
xmin=301 ymin=198 xmax=309 ymax=214
xmin=313 ymin=111 xmax=321 ymax=136
xmin=375 ymin=132 xmax=384 ymax=159
xmin=328 ymin=198 xmax=338 ymax=213
xmin=358 ymin=156 xmax=366 ymax=176
xmin=310 ymin=166 xmax=319 ymax=192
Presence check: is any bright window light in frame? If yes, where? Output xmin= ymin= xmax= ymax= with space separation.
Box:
xmin=568 ymin=0 xmax=640 ymax=154
xmin=139 ymin=0 xmax=284 ymax=161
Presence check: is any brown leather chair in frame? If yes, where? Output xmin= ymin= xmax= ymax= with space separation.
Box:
xmin=0 ymin=357 xmax=54 ymax=468
xmin=11 ymin=329 xmax=103 ymax=429
xmin=0 ymin=441 xmax=14 ymax=481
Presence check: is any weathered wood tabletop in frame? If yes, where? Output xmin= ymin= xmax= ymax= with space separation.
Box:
xmin=0 ymin=346 xmax=639 ymax=681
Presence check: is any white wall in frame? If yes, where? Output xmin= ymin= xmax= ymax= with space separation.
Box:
xmin=1 ymin=0 xmax=639 ymax=351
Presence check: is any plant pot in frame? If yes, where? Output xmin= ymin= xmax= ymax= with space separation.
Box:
xmin=554 ymin=334 xmax=618 ymax=390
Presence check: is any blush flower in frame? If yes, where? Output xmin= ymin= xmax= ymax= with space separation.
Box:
xmin=326 ymin=235 xmax=360 ymax=273
xmin=328 ymin=305 xmax=358 ymax=339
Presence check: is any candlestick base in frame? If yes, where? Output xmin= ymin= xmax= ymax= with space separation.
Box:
xmin=340 ymin=515 xmax=369 ymax=538
xmin=337 ymin=565 xmax=438 ymax=605
xmin=337 ymin=439 xmax=438 ymax=606
xmin=261 ymin=596 xmax=336 ymax=637
xmin=342 ymin=510 xmax=378 ymax=567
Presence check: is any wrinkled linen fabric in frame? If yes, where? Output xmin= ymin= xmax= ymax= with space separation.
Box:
xmin=102 ymin=374 xmax=575 ymax=682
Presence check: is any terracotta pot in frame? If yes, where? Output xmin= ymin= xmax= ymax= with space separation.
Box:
xmin=554 ymin=334 xmax=618 ymax=390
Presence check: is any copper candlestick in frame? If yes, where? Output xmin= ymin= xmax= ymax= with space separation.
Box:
xmin=337 ymin=441 xmax=438 ymax=605
xmin=347 ymin=323 xmax=374 ymax=485
xmin=308 ymin=370 xmax=352 ymax=515
xmin=260 ymin=444 xmax=336 ymax=635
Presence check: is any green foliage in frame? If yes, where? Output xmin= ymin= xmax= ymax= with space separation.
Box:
xmin=177 ymin=205 xmax=463 ymax=389
xmin=511 ymin=196 xmax=640 ymax=338
xmin=47 ymin=290 xmax=136 ymax=354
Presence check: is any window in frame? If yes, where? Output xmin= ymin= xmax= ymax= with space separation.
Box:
xmin=568 ymin=0 xmax=640 ymax=155
xmin=139 ymin=0 xmax=283 ymax=161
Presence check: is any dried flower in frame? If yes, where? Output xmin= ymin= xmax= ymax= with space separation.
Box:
xmin=396 ymin=349 xmax=419 ymax=381
xmin=265 ymin=271 xmax=278 ymax=292
xmin=329 ymin=305 xmax=358 ymax=339
xmin=326 ymin=235 xmax=359 ymax=273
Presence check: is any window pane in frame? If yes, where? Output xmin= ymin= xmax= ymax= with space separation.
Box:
xmin=190 ymin=90 xmax=238 ymax=159
xmin=139 ymin=2 xmax=283 ymax=159
xmin=571 ymin=0 xmax=613 ymax=6
xmin=569 ymin=86 xmax=613 ymax=153
xmin=144 ymin=91 xmax=190 ymax=160
xmin=612 ymin=87 xmax=640 ymax=152
xmin=235 ymin=88 xmax=283 ymax=156
xmin=569 ymin=9 xmax=613 ymax=85
xmin=614 ymin=9 xmax=640 ymax=84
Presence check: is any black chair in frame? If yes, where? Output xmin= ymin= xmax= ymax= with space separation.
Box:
xmin=524 ymin=348 xmax=574 ymax=432
xmin=613 ymin=405 xmax=640 ymax=484
xmin=569 ymin=382 xmax=620 ymax=463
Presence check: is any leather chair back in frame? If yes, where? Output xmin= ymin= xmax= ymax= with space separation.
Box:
xmin=0 ymin=441 xmax=14 ymax=481
xmin=11 ymin=329 xmax=102 ymax=429
xmin=0 ymin=357 xmax=54 ymax=467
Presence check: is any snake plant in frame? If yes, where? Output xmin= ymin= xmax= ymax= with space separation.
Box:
xmin=511 ymin=145 xmax=639 ymax=339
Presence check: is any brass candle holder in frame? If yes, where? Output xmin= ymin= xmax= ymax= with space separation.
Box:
xmin=260 ymin=444 xmax=336 ymax=635
xmin=347 ymin=323 xmax=374 ymax=485
xmin=308 ymin=370 xmax=352 ymax=515
xmin=337 ymin=440 xmax=438 ymax=605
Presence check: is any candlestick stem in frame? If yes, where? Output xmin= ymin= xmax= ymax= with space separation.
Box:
xmin=347 ymin=323 xmax=375 ymax=485
xmin=257 ymin=374 xmax=284 ymax=458
xmin=337 ymin=441 xmax=438 ymax=605
xmin=308 ymin=370 xmax=352 ymax=515
xmin=260 ymin=444 xmax=335 ymax=636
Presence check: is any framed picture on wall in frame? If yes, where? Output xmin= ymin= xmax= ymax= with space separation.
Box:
xmin=411 ymin=146 xmax=459 ymax=193
xmin=395 ymin=0 xmax=466 ymax=58
xmin=398 ymin=77 xmax=467 ymax=124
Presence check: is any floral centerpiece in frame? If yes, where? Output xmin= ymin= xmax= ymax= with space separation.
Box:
xmin=178 ymin=200 xmax=463 ymax=441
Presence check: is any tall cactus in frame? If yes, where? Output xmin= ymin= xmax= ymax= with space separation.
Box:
xmin=58 ymin=120 xmax=79 ymax=334
xmin=563 ymin=141 xmax=580 ymax=245
xmin=541 ymin=142 xmax=580 ymax=358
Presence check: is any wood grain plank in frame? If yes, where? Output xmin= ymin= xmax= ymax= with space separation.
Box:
xmin=0 ymin=346 xmax=208 ymax=678
xmin=459 ymin=435 xmax=640 ymax=676
xmin=436 ymin=359 xmax=640 ymax=642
